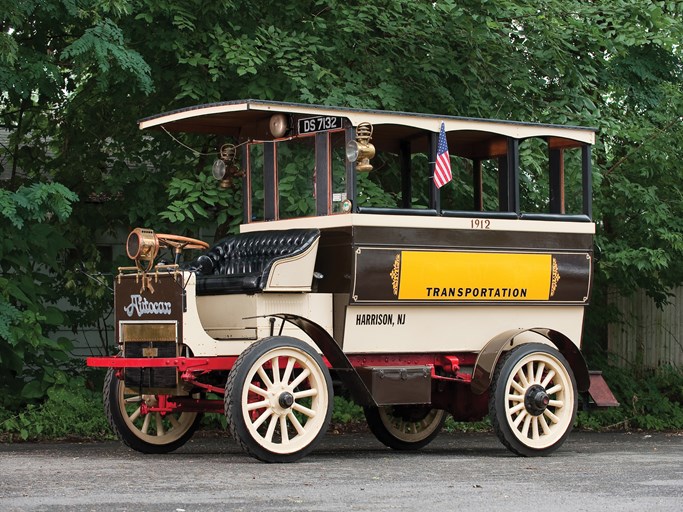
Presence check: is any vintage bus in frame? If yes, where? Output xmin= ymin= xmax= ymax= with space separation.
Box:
xmin=88 ymin=100 xmax=617 ymax=462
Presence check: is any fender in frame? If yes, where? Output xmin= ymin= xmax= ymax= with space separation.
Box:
xmin=471 ymin=327 xmax=590 ymax=395
xmin=268 ymin=313 xmax=377 ymax=407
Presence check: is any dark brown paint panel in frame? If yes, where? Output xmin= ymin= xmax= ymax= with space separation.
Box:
xmin=352 ymin=226 xmax=593 ymax=252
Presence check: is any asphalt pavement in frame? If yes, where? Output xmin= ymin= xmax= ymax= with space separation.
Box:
xmin=0 ymin=430 xmax=681 ymax=511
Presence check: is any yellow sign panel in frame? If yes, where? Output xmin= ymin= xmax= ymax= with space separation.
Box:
xmin=396 ymin=251 xmax=555 ymax=301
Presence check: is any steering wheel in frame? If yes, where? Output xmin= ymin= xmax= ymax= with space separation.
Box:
xmin=156 ymin=233 xmax=209 ymax=263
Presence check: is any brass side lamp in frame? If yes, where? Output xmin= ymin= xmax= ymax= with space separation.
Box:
xmin=212 ymin=144 xmax=244 ymax=189
xmin=345 ymin=122 xmax=375 ymax=172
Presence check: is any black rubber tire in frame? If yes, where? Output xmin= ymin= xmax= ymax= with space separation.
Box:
xmin=364 ymin=405 xmax=446 ymax=451
xmin=104 ymin=368 xmax=201 ymax=454
xmin=225 ymin=336 xmax=333 ymax=463
xmin=489 ymin=343 xmax=578 ymax=457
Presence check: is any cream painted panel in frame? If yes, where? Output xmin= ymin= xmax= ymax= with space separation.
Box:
xmin=184 ymin=271 xmax=334 ymax=357
xmin=342 ymin=305 xmax=585 ymax=354
xmin=240 ymin=213 xmax=595 ymax=235
xmin=264 ymin=238 xmax=320 ymax=291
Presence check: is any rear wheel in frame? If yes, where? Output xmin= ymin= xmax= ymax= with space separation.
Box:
xmin=104 ymin=368 xmax=201 ymax=454
xmin=489 ymin=343 xmax=577 ymax=456
xmin=225 ymin=336 xmax=333 ymax=463
xmin=364 ymin=405 xmax=446 ymax=450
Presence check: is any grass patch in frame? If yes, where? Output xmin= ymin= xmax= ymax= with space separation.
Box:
xmin=0 ymin=378 xmax=112 ymax=442
xmin=576 ymin=364 xmax=683 ymax=431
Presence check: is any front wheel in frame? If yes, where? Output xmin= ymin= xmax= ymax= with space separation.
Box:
xmin=489 ymin=343 xmax=577 ymax=456
xmin=364 ymin=405 xmax=446 ymax=450
xmin=103 ymin=368 xmax=201 ymax=454
xmin=225 ymin=336 xmax=333 ymax=463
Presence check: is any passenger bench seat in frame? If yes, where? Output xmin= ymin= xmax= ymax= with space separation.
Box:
xmin=184 ymin=229 xmax=321 ymax=296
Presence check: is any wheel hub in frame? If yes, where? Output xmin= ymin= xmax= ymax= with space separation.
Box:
xmin=524 ymin=384 xmax=550 ymax=416
xmin=278 ymin=391 xmax=294 ymax=409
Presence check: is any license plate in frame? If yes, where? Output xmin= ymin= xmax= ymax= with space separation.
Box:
xmin=297 ymin=116 xmax=344 ymax=135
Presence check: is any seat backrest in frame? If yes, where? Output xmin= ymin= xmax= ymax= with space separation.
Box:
xmin=187 ymin=228 xmax=321 ymax=277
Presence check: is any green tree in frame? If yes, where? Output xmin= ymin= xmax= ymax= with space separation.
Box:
xmin=0 ymin=184 xmax=77 ymax=406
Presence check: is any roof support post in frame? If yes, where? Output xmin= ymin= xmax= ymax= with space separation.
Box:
xmin=315 ymin=132 xmax=330 ymax=216
xmin=550 ymin=148 xmax=565 ymax=214
xmin=263 ymin=142 xmax=277 ymax=221
xmin=582 ymin=144 xmax=593 ymax=219
xmin=345 ymin=127 xmax=358 ymax=212
xmin=509 ymin=138 xmax=520 ymax=215
xmin=241 ymin=143 xmax=250 ymax=224
xmin=473 ymin=159 xmax=483 ymax=211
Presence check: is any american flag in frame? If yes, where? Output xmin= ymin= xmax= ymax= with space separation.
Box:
xmin=434 ymin=122 xmax=452 ymax=188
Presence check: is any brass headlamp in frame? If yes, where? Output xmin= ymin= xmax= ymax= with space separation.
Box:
xmin=346 ymin=122 xmax=375 ymax=172
xmin=126 ymin=228 xmax=159 ymax=272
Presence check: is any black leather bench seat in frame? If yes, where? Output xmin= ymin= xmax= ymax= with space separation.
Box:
xmin=184 ymin=228 xmax=320 ymax=296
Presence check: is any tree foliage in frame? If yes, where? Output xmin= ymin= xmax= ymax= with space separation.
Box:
xmin=1 ymin=0 xmax=682 ymax=405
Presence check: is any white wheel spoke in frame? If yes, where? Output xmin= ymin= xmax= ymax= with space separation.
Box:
xmin=534 ymin=362 xmax=546 ymax=384
xmin=548 ymin=399 xmax=564 ymax=408
xmin=506 ymin=393 xmax=524 ymax=402
xmin=257 ymin=366 xmax=273 ymax=389
xmin=155 ymin=413 xmax=165 ymax=436
xmin=508 ymin=402 xmax=526 ymax=415
xmin=125 ymin=395 xmax=142 ymax=404
xmin=544 ymin=408 xmax=560 ymax=424
xmin=141 ymin=413 xmax=151 ymax=434
xmin=546 ymin=384 xmax=562 ymax=395
xmin=265 ymin=414 xmax=278 ymax=442
xmin=129 ymin=406 xmax=142 ymax=422
xmin=525 ymin=362 xmax=535 ymax=385
xmin=293 ymin=388 xmax=318 ymax=399
xmin=248 ymin=384 xmax=268 ymax=398
xmin=531 ymin=416 xmax=540 ymax=440
xmin=521 ymin=415 xmax=532 ymax=437
xmin=271 ymin=357 xmax=280 ymax=385
xmin=510 ymin=380 xmax=525 ymax=394
xmin=513 ymin=409 xmax=528 ymax=428
xmin=280 ymin=415 xmax=289 ymax=443
xmin=168 ymin=415 xmax=181 ymax=429
xmin=540 ymin=414 xmax=552 ymax=435
xmin=252 ymin=407 xmax=273 ymax=430
xmin=287 ymin=412 xmax=305 ymax=436
xmin=292 ymin=402 xmax=315 ymax=418
xmin=541 ymin=370 xmax=556 ymax=389
xmin=517 ymin=367 xmax=529 ymax=388
xmin=281 ymin=357 xmax=296 ymax=386
xmin=289 ymin=368 xmax=311 ymax=389
xmin=246 ymin=399 xmax=270 ymax=411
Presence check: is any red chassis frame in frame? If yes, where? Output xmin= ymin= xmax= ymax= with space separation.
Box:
xmin=88 ymin=352 xmax=481 ymax=417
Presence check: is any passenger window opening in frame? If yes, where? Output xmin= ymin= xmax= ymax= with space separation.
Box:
xmin=247 ymin=143 xmax=264 ymax=222
xmin=277 ymin=135 xmax=316 ymax=219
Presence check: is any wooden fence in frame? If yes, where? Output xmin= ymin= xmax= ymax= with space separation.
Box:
xmin=608 ymin=287 xmax=683 ymax=368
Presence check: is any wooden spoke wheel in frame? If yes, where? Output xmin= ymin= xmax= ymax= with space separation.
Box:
xmin=104 ymin=369 xmax=201 ymax=454
xmin=489 ymin=343 xmax=577 ymax=456
xmin=225 ymin=337 xmax=333 ymax=463
xmin=364 ymin=405 xmax=446 ymax=450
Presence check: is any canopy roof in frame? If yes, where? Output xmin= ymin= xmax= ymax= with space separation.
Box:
xmin=138 ymin=99 xmax=596 ymax=146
